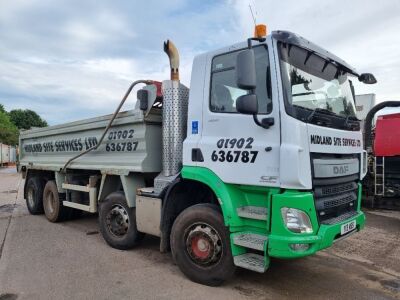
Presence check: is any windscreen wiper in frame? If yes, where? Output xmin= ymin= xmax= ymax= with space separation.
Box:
xmin=307 ymin=107 xmax=336 ymax=121
xmin=343 ymin=115 xmax=360 ymax=129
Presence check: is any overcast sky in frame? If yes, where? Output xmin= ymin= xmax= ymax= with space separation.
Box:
xmin=0 ymin=0 xmax=399 ymax=125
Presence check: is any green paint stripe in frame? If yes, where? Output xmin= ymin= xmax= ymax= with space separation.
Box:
xmin=182 ymin=166 xmax=366 ymax=260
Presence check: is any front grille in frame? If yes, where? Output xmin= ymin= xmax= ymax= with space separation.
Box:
xmin=321 ymin=192 xmax=357 ymax=209
xmin=316 ymin=182 xmax=357 ymax=197
xmin=321 ymin=211 xmax=358 ymax=225
xmin=314 ymin=180 xmax=358 ymax=224
xmin=311 ymin=153 xmax=360 ymax=225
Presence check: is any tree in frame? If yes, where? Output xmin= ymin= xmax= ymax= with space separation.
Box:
xmin=0 ymin=104 xmax=6 ymax=114
xmin=9 ymin=109 xmax=48 ymax=130
xmin=0 ymin=110 xmax=19 ymax=145
xmin=290 ymin=68 xmax=311 ymax=86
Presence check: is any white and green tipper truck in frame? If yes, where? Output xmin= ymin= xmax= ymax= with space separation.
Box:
xmin=19 ymin=27 xmax=377 ymax=286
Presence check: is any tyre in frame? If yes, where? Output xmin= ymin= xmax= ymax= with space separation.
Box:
xmin=25 ymin=176 xmax=44 ymax=215
xmin=170 ymin=204 xmax=236 ymax=286
xmin=99 ymin=192 xmax=144 ymax=250
xmin=43 ymin=180 xmax=70 ymax=222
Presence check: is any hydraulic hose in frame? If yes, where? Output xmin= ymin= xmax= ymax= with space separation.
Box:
xmin=62 ymin=79 xmax=153 ymax=172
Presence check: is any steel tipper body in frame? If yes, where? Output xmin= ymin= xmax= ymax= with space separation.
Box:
xmin=20 ymin=28 xmax=375 ymax=286
xmin=19 ymin=109 xmax=162 ymax=173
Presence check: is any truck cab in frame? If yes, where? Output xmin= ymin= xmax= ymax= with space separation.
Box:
xmin=180 ymin=30 xmax=370 ymax=274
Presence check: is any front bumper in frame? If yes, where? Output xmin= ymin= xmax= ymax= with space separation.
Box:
xmin=267 ymin=189 xmax=365 ymax=259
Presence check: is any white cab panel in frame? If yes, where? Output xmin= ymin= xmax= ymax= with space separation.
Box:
xmin=183 ymin=53 xmax=207 ymax=168
xmin=190 ymin=39 xmax=281 ymax=187
xmin=307 ymin=124 xmax=363 ymax=154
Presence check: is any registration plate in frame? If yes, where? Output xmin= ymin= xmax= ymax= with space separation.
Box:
xmin=341 ymin=220 xmax=356 ymax=235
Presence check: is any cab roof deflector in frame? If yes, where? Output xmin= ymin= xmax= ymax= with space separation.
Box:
xmin=272 ymin=30 xmax=359 ymax=77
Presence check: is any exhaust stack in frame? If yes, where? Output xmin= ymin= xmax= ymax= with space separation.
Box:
xmin=154 ymin=40 xmax=189 ymax=189
xmin=164 ymin=40 xmax=180 ymax=81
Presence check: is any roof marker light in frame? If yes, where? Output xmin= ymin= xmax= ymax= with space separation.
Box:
xmin=254 ymin=24 xmax=267 ymax=38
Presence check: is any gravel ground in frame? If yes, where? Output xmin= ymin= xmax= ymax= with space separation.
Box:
xmin=0 ymin=166 xmax=399 ymax=300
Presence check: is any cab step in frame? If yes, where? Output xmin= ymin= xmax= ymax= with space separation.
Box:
xmin=237 ymin=206 xmax=267 ymax=221
xmin=233 ymin=253 xmax=267 ymax=273
xmin=233 ymin=233 xmax=268 ymax=251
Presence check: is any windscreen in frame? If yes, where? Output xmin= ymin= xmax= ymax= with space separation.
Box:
xmin=279 ymin=43 xmax=358 ymax=128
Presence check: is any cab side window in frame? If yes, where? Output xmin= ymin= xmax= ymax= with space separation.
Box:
xmin=210 ymin=46 xmax=272 ymax=114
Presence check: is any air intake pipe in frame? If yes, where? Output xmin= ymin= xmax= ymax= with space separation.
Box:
xmin=164 ymin=40 xmax=180 ymax=81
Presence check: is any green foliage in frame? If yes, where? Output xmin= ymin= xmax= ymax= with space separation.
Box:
xmin=0 ymin=110 xmax=19 ymax=145
xmin=9 ymin=109 xmax=48 ymax=130
xmin=290 ymin=68 xmax=311 ymax=85
xmin=0 ymin=105 xmax=48 ymax=145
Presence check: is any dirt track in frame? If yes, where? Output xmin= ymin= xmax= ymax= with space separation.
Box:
xmin=0 ymin=167 xmax=399 ymax=299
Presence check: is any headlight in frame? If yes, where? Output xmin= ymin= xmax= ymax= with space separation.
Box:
xmin=281 ymin=207 xmax=313 ymax=233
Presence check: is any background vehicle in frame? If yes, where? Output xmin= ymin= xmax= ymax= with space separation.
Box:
xmin=19 ymin=26 xmax=376 ymax=286
xmin=0 ymin=143 xmax=16 ymax=167
xmin=355 ymin=93 xmax=376 ymax=130
xmin=363 ymin=101 xmax=400 ymax=209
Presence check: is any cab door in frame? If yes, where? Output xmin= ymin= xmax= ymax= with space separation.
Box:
xmin=196 ymin=41 xmax=281 ymax=187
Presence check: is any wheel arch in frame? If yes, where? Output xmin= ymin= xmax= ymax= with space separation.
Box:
xmin=180 ymin=166 xmax=237 ymax=223
xmin=159 ymin=168 xmax=235 ymax=252
xmin=98 ymin=174 xmax=123 ymax=203
xmin=98 ymin=173 xmax=145 ymax=208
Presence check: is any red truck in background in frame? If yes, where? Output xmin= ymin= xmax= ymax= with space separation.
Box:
xmin=374 ymin=113 xmax=400 ymax=156
xmin=363 ymin=102 xmax=400 ymax=209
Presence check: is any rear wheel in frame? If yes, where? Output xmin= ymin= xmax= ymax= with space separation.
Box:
xmin=25 ymin=176 xmax=44 ymax=215
xmin=43 ymin=180 xmax=70 ymax=222
xmin=99 ymin=192 xmax=144 ymax=250
xmin=170 ymin=204 xmax=236 ymax=286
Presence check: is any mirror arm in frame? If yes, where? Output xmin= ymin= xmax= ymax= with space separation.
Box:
xmin=253 ymin=114 xmax=266 ymax=128
xmin=245 ymin=77 xmax=274 ymax=128
xmin=247 ymin=37 xmax=266 ymax=49
xmin=252 ymin=114 xmax=274 ymax=129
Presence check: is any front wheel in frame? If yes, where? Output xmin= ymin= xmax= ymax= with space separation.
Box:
xmin=170 ymin=204 xmax=236 ymax=286
xmin=99 ymin=192 xmax=144 ymax=250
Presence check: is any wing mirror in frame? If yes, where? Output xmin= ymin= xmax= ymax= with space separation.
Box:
xmin=236 ymin=94 xmax=258 ymax=115
xmin=358 ymin=73 xmax=377 ymax=84
xmin=235 ymin=41 xmax=275 ymax=129
xmin=137 ymin=89 xmax=149 ymax=111
xmin=236 ymin=49 xmax=257 ymax=90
